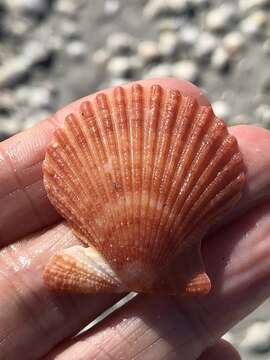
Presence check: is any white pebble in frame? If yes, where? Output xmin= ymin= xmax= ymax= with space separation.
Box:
xmin=206 ymin=4 xmax=237 ymax=32
xmin=92 ymin=48 xmax=110 ymax=65
xmin=240 ymin=322 xmax=270 ymax=353
xmin=194 ymin=32 xmax=218 ymax=61
xmin=211 ymin=47 xmax=230 ymax=71
xmin=107 ymin=56 xmax=141 ymax=78
xmin=66 ymin=41 xmax=87 ymax=60
xmin=30 ymin=88 xmax=53 ymax=109
xmin=104 ymin=0 xmax=120 ymax=16
xmin=212 ymin=100 xmax=231 ymax=120
xmin=137 ymin=41 xmax=161 ymax=63
xmin=3 ymin=16 xmax=35 ymax=37
xmin=106 ymin=32 xmax=136 ymax=55
xmin=178 ymin=26 xmax=199 ymax=48
xmin=107 ymin=57 xmax=131 ymax=77
xmin=54 ymin=0 xmax=82 ymax=15
xmin=0 ymin=90 xmax=15 ymax=111
xmin=16 ymin=86 xmax=53 ymax=109
xmin=0 ymin=57 xmax=31 ymax=88
xmin=157 ymin=18 xmax=182 ymax=33
xmin=23 ymin=40 xmax=52 ymax=65
xmin=158 ymin=31 xmax=178 ymax=58
xmin=223 ymin=32 xmax=245 ymax=56
xmin=143 ymin=64 xmax=172 ymax=78
xmin=171 ymin=60 xmax=199 ymax=83
xmin=143 ymin=0 xmax=189 ymax=20
xmin=59 ymin=19 xmax=80 ymax=39
xmin=239 ymin=0 xmax=270 ymax=13
xmin=3 ymin=0 xmax=49 ymax=16
xmin=240 ymin=11 xmax=268 ymax=36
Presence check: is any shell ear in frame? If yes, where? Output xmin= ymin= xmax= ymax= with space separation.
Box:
xmin=43 ymin=246 xmax=128 ymax=293
xmin=163 ymin=243 xmax=211 ymax=296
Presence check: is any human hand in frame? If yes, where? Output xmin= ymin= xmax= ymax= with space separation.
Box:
xmin=0 ymin=78 xmax=270 ymax=360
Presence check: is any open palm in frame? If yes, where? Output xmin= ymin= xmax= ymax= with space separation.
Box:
xmin=0 ymin=78 xmax=270 ymax=360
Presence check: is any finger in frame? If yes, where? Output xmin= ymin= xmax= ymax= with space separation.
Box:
xmin=0 ymin=78 xmax=209 ymax=246
xmin=199 ymin=339 xmax=241 ymax=360
xmin=43 ymin=201 xmax=270 ymax=360
xmin=229 ymin=125 xmax=270 ymax=215
xmin=0 ymin=223 xmax=122 ymax=360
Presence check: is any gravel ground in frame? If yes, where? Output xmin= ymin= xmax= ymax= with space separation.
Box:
xmin=0 ymin=0 xmax=270 ymax=358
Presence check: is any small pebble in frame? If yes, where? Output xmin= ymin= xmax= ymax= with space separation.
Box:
xmin=66 ymin=41 xmax=87 ymax=60
xmin=158 ymin=31 xmax=178 ymax=58
xmin=59 ymin=19 xmax=80 ymax=39
xmin=178 ymin=25 xmax=199 ymax=48
xmin=212 ymin=100 xmax=231 ymax=121
xmin=240 ymin=11 xmax=268 ymax=36
xmin=106 ymin=32 xmax=136 ymax=55
xmin=156 ymin=18 xmax=183 ymax=33
xmin=0 ymin=91 xmax=15 ymax=114
xmin=239 ymin=0 xmax=270 ymax=13
xmin=0 ymin=56 xmax=31 ymax=88
xmin=143 ymin=64 xmax=172 ymax=78
xmin=211 ymin=47 xmax=230 ymax=72
xmin=3 ymin=0 xmax=50 ymax=17
xmin=2 ymin=15 xmax=36 ymax=38
xmin=223 ymin=32 xmax=245 ymax=56
xmin=205 ymin=4 xmax=237 ymax=32
xmin=54 ymin=0 xmax=83 ymax=15
xmin=193 ymin=32 xmax=218 ymax=61
xmin=137 ymin=41 xmax=161 ymax=64
xmin=104 ymin=0 xmax=120 ymax=16
xmin=30 ymin=88 xmax=54 ymax=109
xmin=240 ymin=322 xmax=270 ymax=353
xmin=171 ymin=60 xmax=199 ymax=83
xmin=22 ymin=40 xmax=53 ymax=65
xmin=143 ymin=0 xmax=189 ymax=20
xmin=107 ymin=56 xmax=132 ymax=78
xmin=92 ymin=48 xmax=110 ymax=65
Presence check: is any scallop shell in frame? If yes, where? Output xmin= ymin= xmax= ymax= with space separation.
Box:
xmin=43 ymin=83 xmax=245 ymax=296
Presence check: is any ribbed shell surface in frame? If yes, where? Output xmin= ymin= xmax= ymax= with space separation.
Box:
xmin=43 ymin=83 xmax=245 ymax=294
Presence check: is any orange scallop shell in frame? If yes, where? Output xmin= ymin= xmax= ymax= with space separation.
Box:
xmin=43 ymin=83 xmax=245 ymax=296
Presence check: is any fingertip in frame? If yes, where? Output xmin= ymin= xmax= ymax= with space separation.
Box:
xmin=199 ymin=339 xmax=241 ymax=360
